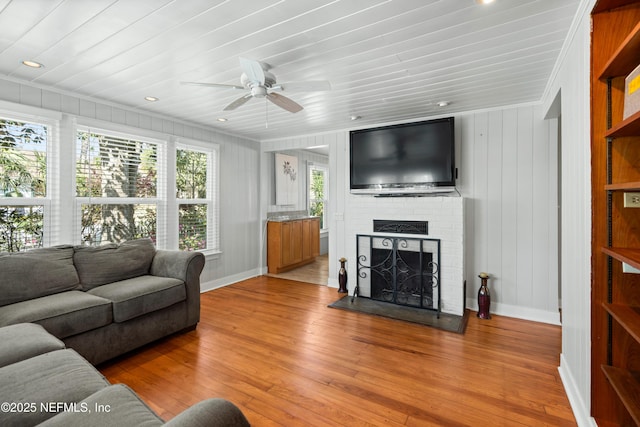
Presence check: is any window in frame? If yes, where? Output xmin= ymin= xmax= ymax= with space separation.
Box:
xmin=176 ymin=144 xmax=217 ymax=251
xmin=0 ymin=116 xmax=49 ymax=252
xmin=76 ymin=128 xmax=160 ymax=245
xmin=1 ymin=108 xmax=219 ymax=253
xmin=308 ymin=163 xmax=327 ymax=230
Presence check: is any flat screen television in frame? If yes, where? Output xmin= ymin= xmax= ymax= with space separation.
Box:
xmin=349 ymin=117 xmax=455 ymax=195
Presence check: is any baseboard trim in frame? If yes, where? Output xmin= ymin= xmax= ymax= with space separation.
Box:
xmin=558 ymin=353 xmax=597 ymax=427
xmin=200 ymin=268 xmax=261 ymax=293
xmin=465 ymin=298 xmax=561 ymax=325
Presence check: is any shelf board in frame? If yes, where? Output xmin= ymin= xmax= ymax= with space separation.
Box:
xmin=599 ymin=20 xmax=640 ymax=79
xmin=602 ymin=247 xmax=640 ymax=270
xmin=605 ymin=182 xmax=640 ymax=191
xmin=594 ymin=0 xmax=640 ymax=14
xmin=602 ymin=365 xmax=640 ymax=425
xmin=606 ymin=110 xmax=640 ymax=138
xmin=604 ymin=303 xmax=640 ymax=344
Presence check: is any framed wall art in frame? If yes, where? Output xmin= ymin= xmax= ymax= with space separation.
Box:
xmin=275 ymin=153 xmax=298 ymax=205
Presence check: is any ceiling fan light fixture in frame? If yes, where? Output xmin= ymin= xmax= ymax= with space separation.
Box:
xmin=22 ymin=60 xmax=43 ymax=68
xmin=251 ymin=86 xmax=268 ymax=98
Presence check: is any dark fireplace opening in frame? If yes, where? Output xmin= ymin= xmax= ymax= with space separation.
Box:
xmin=356 ymin=234 xmax=440 ymax=314
xmin=370 ymin=248 xmax=435 ymax=308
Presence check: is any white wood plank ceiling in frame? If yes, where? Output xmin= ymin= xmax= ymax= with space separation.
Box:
xmin=0 ymin=0 xmax=580 ymax=141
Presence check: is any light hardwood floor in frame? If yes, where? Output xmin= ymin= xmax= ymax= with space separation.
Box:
xmin=100 ymin=276 xmax=576 ymax=426
xmin=266 ymin=254 xmax=329 ymax=285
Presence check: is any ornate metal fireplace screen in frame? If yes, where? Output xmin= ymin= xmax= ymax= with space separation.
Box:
xmin=356 ymin=234 xmax=440 ymax=315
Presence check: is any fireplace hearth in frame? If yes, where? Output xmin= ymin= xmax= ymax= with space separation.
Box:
xmin=356 ymin=234 xmax=440 ymax=316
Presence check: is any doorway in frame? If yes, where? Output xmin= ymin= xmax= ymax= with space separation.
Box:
xmin=265 ymin=145 xmax=330 ymax=285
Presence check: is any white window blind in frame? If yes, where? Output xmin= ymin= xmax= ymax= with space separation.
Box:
xmin=0 ymin=115 xmax=53 ymax=252
xmin=176 ymin=143 xmax=218 ymax=252
xmin=75 ymin=128 xmax=162 ymax=246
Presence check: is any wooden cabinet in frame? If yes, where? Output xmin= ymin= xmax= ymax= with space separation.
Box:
xmin=591 ymin=3 xmax=640 ymax=425
xmin=267 ymin=218 xmax=320 ymax=274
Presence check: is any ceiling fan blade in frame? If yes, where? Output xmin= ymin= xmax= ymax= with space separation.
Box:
xmin=272 ymin=80 xmax=331 ymax=92
xmin=266 ymin=93 xmax=303 ymax=113
xmin=181 ymin=81 xmax=244 ymax=90
xmin=239 ymin=57 xmax=266 ymax=85
xmin=223 ymin=94 xmax=253 ymax=111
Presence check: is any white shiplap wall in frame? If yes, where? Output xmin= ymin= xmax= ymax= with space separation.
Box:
xmin=458 ymin=107 xmax=559 ymax=324
xmin=541 ymin=0 xmax=594 ymax=425
xmin=264 ymin=149 xmax=329 ymax=214
xmin=0 ymin=78 xmax=263 ymax=291
xmin=262 ymin=104 xmax=560 ymax=324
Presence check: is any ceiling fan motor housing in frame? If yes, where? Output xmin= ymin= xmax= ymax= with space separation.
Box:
xmin=241 ymin=70 xmax=276 ymax=92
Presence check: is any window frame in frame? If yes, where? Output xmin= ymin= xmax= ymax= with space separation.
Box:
xmin=74 ymin=124 xmax=166 ymax=247
xmin=0 ymin=110 xmax=58 ymax=251
xmin=0 ymin=105 xmax=221 ymax=255
xmin=175 ymin=139 xmax=220 ymax=255
xmin=307 ymin=162 xmax=328 ymax=232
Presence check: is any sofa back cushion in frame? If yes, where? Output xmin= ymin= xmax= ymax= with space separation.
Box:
xmin=74 ymin=238 xmax=156 ymax=290
xmin=0 ymin=246 xmax=80 ymax=307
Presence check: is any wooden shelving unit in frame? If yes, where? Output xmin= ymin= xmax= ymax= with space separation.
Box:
xmin=602 ymin=247 xmax=640 ymax=270
xmin=592 ymin=2 xmax=640 ymax=425
xmin=602 ymin=366 xmax=640 ymax=425
xmin=606 ymin=110 xmax=640 ymax=138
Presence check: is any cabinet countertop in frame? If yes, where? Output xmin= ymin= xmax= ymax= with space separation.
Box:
xmin=267 ymin=216 xmax=320 ymax=223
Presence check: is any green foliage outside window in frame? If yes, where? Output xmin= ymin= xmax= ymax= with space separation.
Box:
xmin=0 ymin=118 xmax=47 ymax=252
xmin=1 ymin=121 xmax=212 ymax=252
xmin=176 ymin=149 xmax=208 ymax=251
xmin=309 ymin=168 xmax=325 ymax=229
xmin=76 ymin=131 xmax=157 ymax=245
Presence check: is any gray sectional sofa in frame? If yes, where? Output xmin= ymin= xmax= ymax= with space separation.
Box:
xmin=0 ymin=323 xmax=250 ymax=426
xmin=0 ymin=238 xmax=204 ymax=365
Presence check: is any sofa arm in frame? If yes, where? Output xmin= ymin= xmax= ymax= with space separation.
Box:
xmin=151 ymin=250 xmax=205 ymax=326
xmin=151 ymin=250 xmax=205 ymax=282
xmin=163 ymin=398 xmax=250 ymax=427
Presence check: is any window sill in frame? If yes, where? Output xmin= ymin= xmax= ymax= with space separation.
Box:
xmin=200 ymin=249 xmax=222 ymax=260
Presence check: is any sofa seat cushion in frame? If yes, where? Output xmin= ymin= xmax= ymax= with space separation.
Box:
xmin=0 ymin=349 xmax=110 ymax=426
xmin=88 ymin=275 xmax=186 ymax=323
xmin=74 ymin=238 xmax=156 ymax=290
xmin=38 ymin=384 xmax=164 ymax=427
xmin=0 ymin=291 xmax=112 ymax=339
xmin=0 ymin=323 xmax=66 ymax=368
xmin=0 ymin=245 xmax=80 ymax=307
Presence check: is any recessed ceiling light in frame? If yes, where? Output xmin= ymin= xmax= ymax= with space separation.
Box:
xmin=144 ymin=96 xmax=159 ymax=102
xmin=437 ymin=101 xmax=450 ymax=107
xmin=22 ymin=60 xmax=43 ymax=68
xmin=350 ymin=115 xmax=361 ymax=121
xmin=216 ymin=118 xmax=228 ymax=122
xmin=476 ymin=0 xmax=495 ymax=4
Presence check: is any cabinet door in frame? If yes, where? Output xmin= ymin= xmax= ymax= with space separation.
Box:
xmin=310 ymin=218 xmax=320 ymax=258
xmin=281 ymin=222 xmax=294 ymax=266
xmin=302 ymin=219 xmax=312 ymax=260
xmin=289 ymin=220 xmax=303 ymax=264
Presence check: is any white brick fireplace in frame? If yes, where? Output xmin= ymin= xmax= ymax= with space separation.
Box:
xmin=344 ymin=195 xmax=465 ymax=316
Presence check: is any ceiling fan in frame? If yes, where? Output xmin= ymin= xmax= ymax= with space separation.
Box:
xmin=181 ymin=58 xmax=331 ymax=113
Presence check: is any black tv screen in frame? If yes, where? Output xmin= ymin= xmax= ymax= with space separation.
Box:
xmin=350 ymin=117 xmax=455 ymax=194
